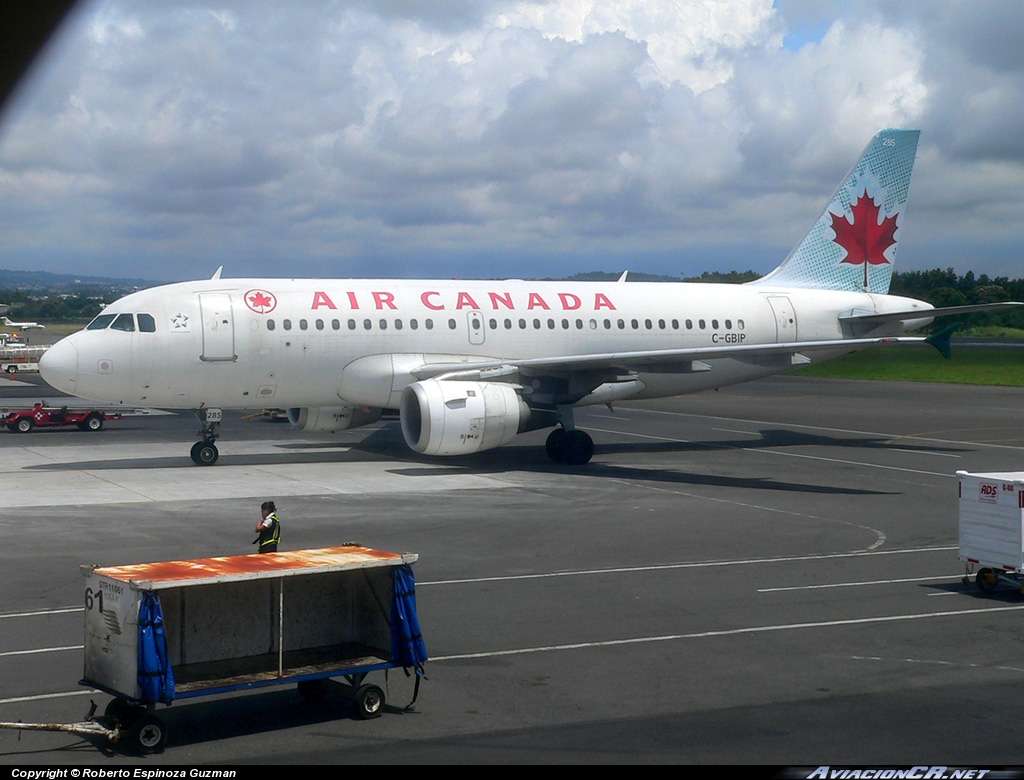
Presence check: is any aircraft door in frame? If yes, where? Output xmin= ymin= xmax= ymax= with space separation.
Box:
xmin=766 ymin=296 xmax=797 ymax=343
xmin=467 ymin=311 xmax=485 ymax=345
xmin=199 ymin=293 xmax=237 ymax=361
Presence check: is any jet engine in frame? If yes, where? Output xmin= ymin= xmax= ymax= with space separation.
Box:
xmin=287 ymin=406 xmax=382 ymax=432
xmin=400 ymin=380 xmax=529 ymax=456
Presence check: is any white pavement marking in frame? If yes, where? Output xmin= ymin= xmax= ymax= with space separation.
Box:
xmin=432 ymin=603 xmax=1024 ymax=661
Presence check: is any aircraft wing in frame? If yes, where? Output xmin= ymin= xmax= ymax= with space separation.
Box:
xmin=411 ymin=335 xmax=930 ymax=380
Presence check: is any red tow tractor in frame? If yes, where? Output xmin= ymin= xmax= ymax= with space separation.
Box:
xmin=1 ymin=402 xmax=123 ymax=433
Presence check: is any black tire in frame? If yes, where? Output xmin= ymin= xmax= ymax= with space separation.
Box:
xmin=104 ymin=698 xmax=141 ymax=728
xmin=561 ymin=430 xmax=594 ymax=465
xmin=84 ymin=414 xmax=104 ymax=431
xmin=977 ymin=568 xmax=998 ymax=594
xmin=190 ymin=441 xmax=219 ymax=466
xmin=354 ymin=684 xmax=385 ymax=719
xmin=14 ymin=417 xmax=33 ymax=433
xmin=131 ymin=714 xmax=167 ymax=753
xmin=545 ymin=427 xmax=566 ymax=462
xmin=6 ymin=365 xmax=16 ymax=374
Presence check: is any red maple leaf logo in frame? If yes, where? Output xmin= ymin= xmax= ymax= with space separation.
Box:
xmin=831 ymin=190 xmax=899 ymax=267
xmin=245 ymin=289 xmax=277 ymax=314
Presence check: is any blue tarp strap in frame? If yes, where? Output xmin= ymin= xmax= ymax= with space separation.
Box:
xmin=138 ymin=592 xmax=175 ymax=704
xmin=391 ymin=565 xmax=428 ymax=709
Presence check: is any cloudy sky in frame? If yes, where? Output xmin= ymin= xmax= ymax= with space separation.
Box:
xmin=1 ymin=0 xmax=1023 ymax=283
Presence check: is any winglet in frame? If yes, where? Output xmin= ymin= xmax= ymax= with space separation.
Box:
xmin=212 ymin=266 xmax=223 ymax=280
xmin=925 ymin=322 xmax=960 ymax=360
xmin=618 ymin=270 xmax=628 ymax=283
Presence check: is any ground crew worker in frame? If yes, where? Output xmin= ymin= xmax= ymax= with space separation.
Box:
xmin=254 ymin=500 xmax=281 ymax=553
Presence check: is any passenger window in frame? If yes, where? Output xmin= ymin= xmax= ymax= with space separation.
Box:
xmin=137 ymin=313 xmax=156 ymax=332
xmin=348 ymin=319 xmax=356 ymax=330
xmin=410 ymin=319 xmax=419 ymax=330
xmin=267 ymin=319 xmax=276 ymax=331
xmin=110 ymin=313 xmax=135 ymax=332
xmin=299 ymin=319 xmax=308 ymax=330
xmin=86 ymin=314 xmax=117 ymax=330
xmin=332 ymin=319 xmax=340 ymax=330
xmin=425 ymin=319 xmax=434 ymax=330
xmin=395 ymin=319 xmax=403 ymax=330
xmin=448 ymin=319 xmax=457 ymax=330
xmin=315 ymin=319 xmax=324 ymax=331
xmin=283 ymin=319 xmax=292 ymax=331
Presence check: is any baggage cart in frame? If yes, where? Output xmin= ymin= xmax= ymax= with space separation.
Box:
xmin=0 ymin=545 xmax=427 ymax=753
xmin=957 ymin=470 xmax=1024 ymax=596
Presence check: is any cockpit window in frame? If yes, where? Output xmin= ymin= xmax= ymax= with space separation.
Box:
xmin=86 ymin=314 xmax=116 ymax=330
xmin=137 ymin=313 xmax=156 ymax=332
xmin=110 ymin=313 xmax=136 ymax=332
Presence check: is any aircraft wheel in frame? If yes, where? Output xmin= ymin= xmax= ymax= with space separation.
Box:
xmin=15 ymin=417 xmax=33 ymax=433
xmin=190 ymin=441 xmax=219 ymax=466
xmin=977 ymin=568 xmax=998 ymax=594
xmin=545 ymin=427 xmax=566 ymax=462
xmin=561 ymin=430 xmax=594 ymax=465
xmin=354 ymin=684 xmax=385 ymax=719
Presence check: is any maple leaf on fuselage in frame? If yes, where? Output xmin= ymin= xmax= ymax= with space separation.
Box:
xmin=830 ymin=190 xmax=899 ymax=266
xmin=249 ymin=292 xmax=273 ymax=309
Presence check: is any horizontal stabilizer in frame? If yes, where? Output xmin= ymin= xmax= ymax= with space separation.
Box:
xmin=839 ymin=301 xmax=1024 ymax=325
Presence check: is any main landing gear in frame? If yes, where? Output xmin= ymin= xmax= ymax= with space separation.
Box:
xmin=190 ymin=407 xmax=222 ymax=466
xmin=544 ymin=407 xmax=594 ymax=465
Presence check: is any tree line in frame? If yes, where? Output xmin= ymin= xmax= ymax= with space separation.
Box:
xmin=3 ymin=268 xmax=1024 ymax=330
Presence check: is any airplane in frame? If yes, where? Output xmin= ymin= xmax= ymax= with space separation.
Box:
xmin=1 ymin=316 xmax=44 ymax=330
xmin=38 ymin=129 xmax=1022 ymax=467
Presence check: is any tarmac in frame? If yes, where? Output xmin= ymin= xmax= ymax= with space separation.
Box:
xmin=2 ymin=370 xmax=1024 ymax=765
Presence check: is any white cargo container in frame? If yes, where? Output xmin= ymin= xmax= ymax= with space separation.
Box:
xmin=957 ymin=470 xmax=1024 ymax=595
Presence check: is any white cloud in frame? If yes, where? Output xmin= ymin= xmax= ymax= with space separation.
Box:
xmin=0 ymin=0 xmax=1021 ymax=281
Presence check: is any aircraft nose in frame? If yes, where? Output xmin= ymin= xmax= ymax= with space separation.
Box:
xmin=39 ymin=337 xmax=79 ymax=394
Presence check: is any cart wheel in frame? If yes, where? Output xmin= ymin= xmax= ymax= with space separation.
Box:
xmin=354 ymin=684 xmax=385 ymax=719
xmin=7 ymin=365 xmax=16 ymax=374
xmin=977 ymin=568 xmax=998 ymax=594
xmin=190 ymin=441 xmax=219 ymax=466
xmin=83 ymin=414 xmax=104 ymax=431
xmin=15 ymin=417 xmax=33 ymax=433
xmin=104 ymin=698 xmax=138 ymax=726
xmin=297 ymin=679 xmax=328 ymax=702
xmin=132 ymin=714 xmax=168 ymax=753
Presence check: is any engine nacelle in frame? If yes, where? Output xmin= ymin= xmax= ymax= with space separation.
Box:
xmin=287 ymin=406 xmax=382 ymax=432
xmin=400 ymin=380 xmax=529 ymax=456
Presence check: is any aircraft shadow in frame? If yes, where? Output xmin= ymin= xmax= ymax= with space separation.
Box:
xmin=21 ymin=423 xmax=954 ymax=496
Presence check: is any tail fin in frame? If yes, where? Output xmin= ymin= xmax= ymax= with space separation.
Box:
xmin=750 ymin=129 xmax=920 ymax=294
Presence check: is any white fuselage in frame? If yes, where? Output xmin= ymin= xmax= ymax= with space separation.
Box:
xmin=40 ymin=278 xmax=931 ymax=410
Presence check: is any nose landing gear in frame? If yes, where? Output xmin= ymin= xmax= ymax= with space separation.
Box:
xmin=191 ymin=408 xmax=222 ymax=466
